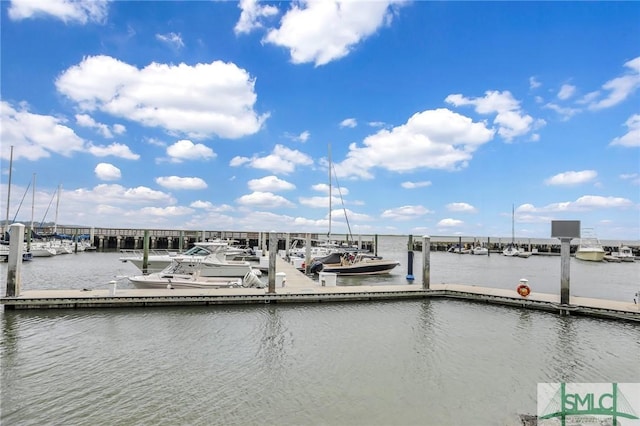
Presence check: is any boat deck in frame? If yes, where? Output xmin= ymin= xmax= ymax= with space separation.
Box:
xmin=2 ymin=256 xmax=639 ymax=322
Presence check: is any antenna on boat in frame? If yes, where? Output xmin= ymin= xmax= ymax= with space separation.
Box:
xmin=328 ymin=143 xmax=332 ymax=241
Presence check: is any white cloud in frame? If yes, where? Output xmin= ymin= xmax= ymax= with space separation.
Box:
xmin=1 ymin=101 xmax=85 ymax=160
xmin=529 ymin=76 xmax=541 ymax=89
xmin=557 ymin=84 xmax=576 ymax=100
xmin=87 ymin=142 xmax=140 ymax=160
xmin=248 ymin=176 xmax=296 ymax=192
xmin=236 ymin=191 xmax=295 ymax=208
xmin=8 ymin=0 xmax=110 ymax=24
xmin=94 ymin=163 xmax=121 ymax=181
xmin=401 ymin=181 xmax=432 ymax=189
xmin=437 ymin=218 xmax=464 ymax=227
xmin=166 ymin=140 xmax=216 ymax=163
xmin=263 ymin=0 xmax=406 ymax=66
xmin=543 ymin=103 xmax=580 ymax=121
xmin=155 ymin=176 xmax=208 ymax=190
xmin=310 ymin=183 xmax=349 ymax=196
xmin=588 ymin=56 xmax=640 ymax=110
xmin=56 ymin=55 xmax=269 ymax=139
xmin=335 ymin=108 xmax=494 ymax=179
xmin=381 ymin=205 xmax=432 ymax=220
xmin=446 ymin=202 xmax=477 ymax=213
xmin=545 ymin=170 xmax=598 ymax=186
xmin=521 ymin=195 xmax=633 ymax=212
xmin=610 ymin=114 xmax=640 ymax=148
xmin=446 ymin=90 xmax=542 ymax=141
xmin=230 ymin=144 xmax=313 ymax=174
xmin=68 ymin=184 xmax=174 ymax=205
xmin=234 ymin=0 xmax=279 ymax=35
xmin=190 ymin=200 xmax=234 ymax=212
xmin=75 ymin=113 xmax=113 ymax=138
xmin=156 ymin=32 xmax=185 ymax=49
xmin=340 ymin=118 xmax=357 ymax=128
xmin=138 ymin=205 xmax=194 ymax=217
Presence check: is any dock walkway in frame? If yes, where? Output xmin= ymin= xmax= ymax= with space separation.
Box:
xmin=2 ymin=256 xmax=639 ymax=322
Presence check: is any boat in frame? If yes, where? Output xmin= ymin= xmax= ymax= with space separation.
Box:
xmin=471 ymin=246 xmax=488 ymax=255
xmin=610 ymin=246 xmax=635 ymax=262
xmin=309 ymin=252 xmax=400 ymax=276
xmin=575 ymin=229 xmax=605 ymax=262
xmin=503 ymin=205 xmax=520 ymax=257
xmin=0 ymin=244 xmax=33 ymax=262
xmin=120 ymin=241 xmax=254 ymax=274
xmin=448 ymin=244 xmax=471 ymax=254
xmin=129 ymin=269 xmax=264 ymax=289
xmin=307 ymin=144 xmax=400 ymax=276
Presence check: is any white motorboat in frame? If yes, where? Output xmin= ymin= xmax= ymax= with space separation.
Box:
xmin=575 ymin=229 xmax=605 ymax=262
xmin=129 ymin=270 xmax=264 ymax=289
xmin=503 ymin=244 xmax=520 ymax=257
xmin=120 ymin=241 xmax=253 ymax=273
xmin=610 ymin=246 xmax=635 ymax=262
xmin=471 ymin=246 xmax=489 ymax=255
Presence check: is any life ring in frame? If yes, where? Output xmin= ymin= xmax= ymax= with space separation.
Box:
xmin=517 ymin=284 xmax=530 ymax=297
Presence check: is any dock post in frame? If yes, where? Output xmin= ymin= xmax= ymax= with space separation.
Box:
xmin=374 ymin=234 xmax=378 ymax=256
xmin=487 ymin=236 xmax=491 ymax=256
xmin=458 ymin=236 xmax=462 ymax=254
xmin=560 ymin=237 xmax=571 ymax=307
xmin=142 ymin=230 xmax=150 ymax=274
xmin=305 ymin=233 xmax=311 ymax=275
xmin=406 ymin=235 xmax=414 ymax=282
xmin=5 ymin=223 xmax=24 ymax=297
xmin=268 ymin=232 xmax=277 ymax=293
xmin=422 ymin=235 xmax=430 ymax=289
xmin=179 ymin=231 xmax=184 ymax=252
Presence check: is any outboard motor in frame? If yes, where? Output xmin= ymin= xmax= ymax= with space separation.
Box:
xmin=242 ymin=270 xmax=265 ymax=288
xmin=309 ymin=260 xmax=324 ymax=274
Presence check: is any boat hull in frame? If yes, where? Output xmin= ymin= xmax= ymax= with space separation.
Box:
xmin=575 ymin=250 xmax=605 ymax=262
xmin=129 ymin=274 xmax=244 ymax=289
xmin=318 ymin=260 xmax=400 ymax=276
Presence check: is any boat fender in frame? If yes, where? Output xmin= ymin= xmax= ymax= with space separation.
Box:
xmin=516 ymin=284 xmax=530 ymax=298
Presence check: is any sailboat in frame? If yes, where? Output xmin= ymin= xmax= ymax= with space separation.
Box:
xmin=309 ymin=145 xmax=400 ymax=276
xmin=503 ymin=205 xmax=520 ymax=257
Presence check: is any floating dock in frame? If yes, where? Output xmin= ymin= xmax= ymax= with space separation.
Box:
xmin=2 ymin=256 xmax=639 ymax=322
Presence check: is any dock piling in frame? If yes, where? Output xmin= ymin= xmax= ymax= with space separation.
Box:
xmin=422 ymin=235 xmax=430 ymax=290
xmin=406 ymin=235 xmax=414 ymax=282
xmin=142 ymin=230 xmax=150 ymax=274
xmin=267 ymin=232 xmax=277 ymax=293
xmin=5 ymin=223 xmax=24 ymax=297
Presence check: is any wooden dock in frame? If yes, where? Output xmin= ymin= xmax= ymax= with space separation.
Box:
xmin=2 ymin=256 xmax=639 ymax=322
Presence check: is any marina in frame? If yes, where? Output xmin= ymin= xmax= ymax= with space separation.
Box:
xmin=1 ymin=239 xmax=638 ymax=426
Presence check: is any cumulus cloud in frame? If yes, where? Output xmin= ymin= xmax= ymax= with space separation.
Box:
xmin=155 ymin=176 xmax=208 ymax=190
xmin=446 ymin=90 xmax=543 ymax=141
xmin=56 ymin=55 xmax=269 ymax=139
xmin=236 ymin=191 xmax=295 ymax=208
xmin=1 ymin=101 xmax=85 ymax=160
xmin=310 ymin=183 xmax=349 ymax=196
xmin=340 ymin=118 xmax=357 ymax=128
xmin=263 ymin=0 xmax=406 ymax=66
xmin=610 ymin=114 xmax=640 ymax=148
xmin=437 ymin=218 xmax=464 ymax=227
xmin=8 ymin=0 xmax=110 ymax=24
xmin=230 ymin=144 xmax=313 ymax=174
xmin=381 ymin=205 xmax=432 ymax=220
xmin=166 ymin=140 xmax=216 ymax=163
xmin=334 ymin=108 xmax=494 ymax=179
xmin=587 ymin=56 xmax=640 ymax=110
xmin=248 ymin=176 xmax=296 ymax=192
xmin=94 ymin=163 xmax=121 ymax=181
xmin=529 ymin=76 xmax=541 ymax=89
xmin=75 ymin=113 xmax=114 ymax=138
xmin=234 ymin=0 xmax=279 ymax=34
xmin=545 ymin=170 xmax=598 ymax=186
xmin=543 ymin=103 xmax=580 ymax=121
xmin=67 ymin=184 xmax=174 ymax=205
xmin=87 ymin=142 xmax=139 ymax=159
xmin=401 ymin=181 xmax=432 ymax=189
xmin=446 ymin=202 xmax=477 ymax=213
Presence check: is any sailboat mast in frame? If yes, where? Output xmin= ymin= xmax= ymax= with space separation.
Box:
xmin=328 ymin=143 xmax=332 ymax=240
xmin=3 ymin=145 xmax=13 ymax=238
xmin=511 ymin=204 xmax=515 ymax=244
xmin=54 ymin=184 xmax=61 ymax=234
xmin=29 ymin=173 xmax=36 ymax=250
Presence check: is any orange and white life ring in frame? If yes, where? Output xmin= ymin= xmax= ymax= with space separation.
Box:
xmin=517 ymin=284 xmax=531 ymax=297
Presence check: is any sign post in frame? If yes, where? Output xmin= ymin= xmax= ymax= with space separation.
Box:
xmin=551 ymin=221 xmax=580 ymax=308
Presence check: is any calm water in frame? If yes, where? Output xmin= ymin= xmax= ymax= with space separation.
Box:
xmin=1 ymin=236 xmax=639 ymax=425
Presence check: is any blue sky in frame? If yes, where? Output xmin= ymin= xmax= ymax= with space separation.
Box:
xmin=1 ymin=0 xmax=639 ymax=240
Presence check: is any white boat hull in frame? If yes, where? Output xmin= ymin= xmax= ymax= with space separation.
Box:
xmin=129 ymin=270 xmax=263 ymax=289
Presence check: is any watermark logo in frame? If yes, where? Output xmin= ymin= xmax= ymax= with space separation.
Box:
xmin=538 ymin=383 xmax=640 ymax=425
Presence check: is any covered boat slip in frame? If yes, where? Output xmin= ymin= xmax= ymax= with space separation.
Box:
xmin=2 ymin=256 xmax=639 ymax=322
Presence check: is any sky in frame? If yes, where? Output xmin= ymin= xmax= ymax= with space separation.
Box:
xmin=0 ymin=0 xmax=639 ymax=241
